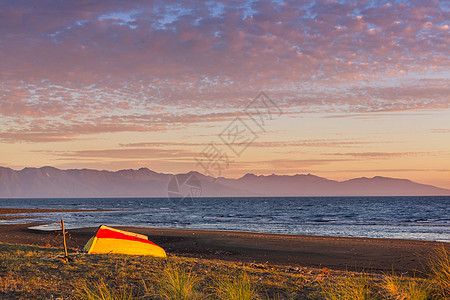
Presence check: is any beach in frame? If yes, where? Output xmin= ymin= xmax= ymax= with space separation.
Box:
xmin=0 ymin=222 xmax=447 ymax=274
xmin=1 ymin=208 xmax=449 ymax=299
xmin=1 ymin=207 xmax=448 ymax=274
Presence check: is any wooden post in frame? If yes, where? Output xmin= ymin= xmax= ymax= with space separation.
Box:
xmin=61 ymin=219 xmax=68 ymax=261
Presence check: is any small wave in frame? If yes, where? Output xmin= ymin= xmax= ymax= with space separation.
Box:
xmin=312 ymin=218 xmax=339 ymax=223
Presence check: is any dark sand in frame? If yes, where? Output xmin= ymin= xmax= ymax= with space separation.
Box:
xmin=0 ymin=223 xmax=447 ymax=274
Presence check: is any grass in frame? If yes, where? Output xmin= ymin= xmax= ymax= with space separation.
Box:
xmin=215 ymin=271 xmax=258 ymax=300
xmin=427 ymin=245 xmax=450 ymax=298
xmin=76 ymin=280 xmax=133 ymax=300
xmin=320 ymin=274 xmax=373 ymax=300
xmin=0 ymin=243 xmax=449 ymax=299
xmin=382 ymin=275 xmax=430 ymax=300
xmin=158 ymin=263 xmax=201 ymax=300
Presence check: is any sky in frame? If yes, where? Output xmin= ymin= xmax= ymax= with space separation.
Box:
xmin=0 ymin=0 xmax=449 ymax=189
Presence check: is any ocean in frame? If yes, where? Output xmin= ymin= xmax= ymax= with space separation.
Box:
xmin=1 ymin=196 xmax=449 ymax=242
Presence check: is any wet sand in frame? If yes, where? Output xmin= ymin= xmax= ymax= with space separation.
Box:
xmin=0 ymin=223 xmax=447 ymax=274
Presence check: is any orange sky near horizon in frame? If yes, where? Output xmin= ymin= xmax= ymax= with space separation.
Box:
xmin=0 ymin=1 xmax=449 ymax=189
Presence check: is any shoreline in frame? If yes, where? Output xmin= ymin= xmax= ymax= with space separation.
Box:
xmin=1 ymin=222 xmax=447 ymax=275
xmin=0 ymin=207 xmax=124 ymax=220
xmin=1 ymin=207 xmax=448 ymax=274
xmin=27 ymin=223 xmax=450 ymax=243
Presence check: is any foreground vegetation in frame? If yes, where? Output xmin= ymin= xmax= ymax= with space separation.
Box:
xmin=0 ymin=243 xmax=448 ymax=299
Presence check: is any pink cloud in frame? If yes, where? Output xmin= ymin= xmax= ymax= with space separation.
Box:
xmin=222 ymin=158 xmax=355 ymax=172
xmin=53 ymin=148 xmax=198 ymax=159
xmin=119 ymin=139 xmax=371 ymax=148
xmin=1 ymin=0 xmax=448 ymax=86
xmin=430 ymin=129 xmax=450 ymax=133
xmin=324 ymin=151 xmax=442 ymax=159
xmin=1 ymin=79 xmax=448 ymax=143
xmin=1 ymin=0 xmax=449 ymax=143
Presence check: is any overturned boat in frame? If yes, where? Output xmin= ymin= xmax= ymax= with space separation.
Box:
xmin=84 ymin=225 xmax=166 ymax=257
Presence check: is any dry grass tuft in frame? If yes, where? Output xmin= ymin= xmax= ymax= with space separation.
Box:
xmin=382 ymin=275 xmax=429 ymax=300
xmin=321 ymin=274 xmax=373 ymax=300
xmin=75 ymin=279 xmax=133 ymax=300
xmin=427 ymin=245 xmax=450 ymax=298
xmin=215 ymin=271 xmax=258 ymax=300
xmin=159 ymin=263 xmax=201 ymax=300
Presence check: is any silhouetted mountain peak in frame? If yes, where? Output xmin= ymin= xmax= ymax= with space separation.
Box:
xmin=241 ymin=173 xmax=257 ymax=179
xmin=0 ymin=166 xmax=449 ymax=198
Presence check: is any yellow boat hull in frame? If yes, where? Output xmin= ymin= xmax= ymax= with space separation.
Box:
xmin=84 ymin=225 xmax=166 ymax=257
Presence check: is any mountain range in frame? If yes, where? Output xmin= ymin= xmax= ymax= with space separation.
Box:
xmin=0 ymin=166 xmax=449 ymax=198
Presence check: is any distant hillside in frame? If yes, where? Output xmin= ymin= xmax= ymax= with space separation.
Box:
xmin=0 ymin=166 xmax=449 ymax=198
xmin=216 ymin=173 xmax=450 ymax=196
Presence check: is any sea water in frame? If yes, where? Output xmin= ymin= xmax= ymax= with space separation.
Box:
xmin=1 ymin=196 xmax=449 ymax=242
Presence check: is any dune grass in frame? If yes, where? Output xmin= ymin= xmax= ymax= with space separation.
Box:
xmin=0 ymin=243 xmax=449 ymax=299
xmin=75 ymin=279 xmax=133 ymax=300
xmin=158 ymin=263 xmax=201 ymax=300
xmin=382 ymin=275 xmax=430 ymax=300
xmin=215 ymin=271 xmax=258 ymax=300
xmin=427 ymin=245 xmax=450 ymax=298
xmin=320 ymin=274 xmax=373 ymax=300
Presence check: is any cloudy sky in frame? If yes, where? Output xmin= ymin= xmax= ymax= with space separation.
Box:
xmin=1 ymin=0 xmax=449 ymax=188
